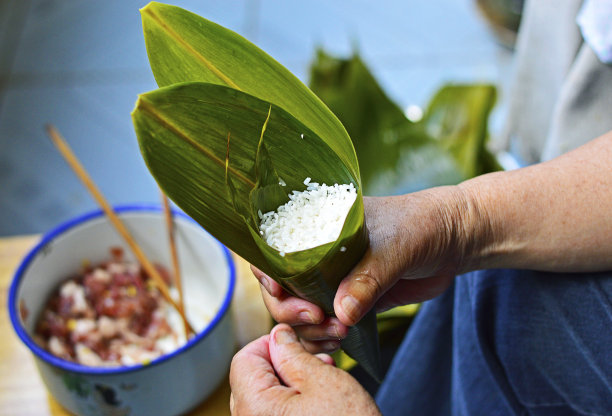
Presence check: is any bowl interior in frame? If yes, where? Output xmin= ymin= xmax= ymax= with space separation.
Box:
xmin=11 ymin=206 xmax=234 ymax=370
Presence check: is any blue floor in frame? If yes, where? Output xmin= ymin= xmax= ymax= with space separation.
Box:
xmin=0 ymin=0 xmax=513 ymax=236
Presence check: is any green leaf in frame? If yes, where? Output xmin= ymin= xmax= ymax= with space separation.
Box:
xmin=309 ymin=51 xmax=501 ymax=196
xmin=132 ymin=81 xmax=382 ymax=380
xmin=134 ymin=81 xmax=349 ymax=271
xmin=423 ymin=84 xmax=501 ymax=178
xmin=140 ymin=2 xmax=359 ymax=181
xmin=136 ymin=3 xmax=387 ymax=380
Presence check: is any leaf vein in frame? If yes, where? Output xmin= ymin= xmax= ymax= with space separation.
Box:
xmin=137 ymin=97 xmax=255 ymax=188
xmin=143 ymin=6 xmax=241 ymax=90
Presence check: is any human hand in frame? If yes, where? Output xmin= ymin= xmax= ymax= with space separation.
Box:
xmin=252 ymin=187 xmax=475 ymax=352
xmin=229 ymin=324 xmax=380 ymax=416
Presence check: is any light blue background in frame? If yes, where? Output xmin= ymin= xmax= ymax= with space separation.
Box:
xmin=0 ymin=0 xmax=513 ymax=236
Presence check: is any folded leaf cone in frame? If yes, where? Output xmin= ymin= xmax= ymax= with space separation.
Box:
xmin=133 ymin=2 xmax=382 ymax=380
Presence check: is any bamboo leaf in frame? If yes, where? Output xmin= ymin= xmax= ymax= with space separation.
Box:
xmin=134 ymin=81 xmax=347 ymax=271
xmin=140 ymin=2 xmax=360 ymax=181
xmin=249 ymin=107 xmax=288 ymax=216
xmin=309 ymin=51 xmax=501 ymax=196
xmin=136 ymin=3 xmax=383 ymax=380
xmin=422 ymin=84 xmax=501 ymax=178
xmin=133 ymin=81 xmax=382 ymax=379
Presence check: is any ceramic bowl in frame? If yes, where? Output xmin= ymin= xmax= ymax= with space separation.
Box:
xmin=9 ymin=205 xmax=235 ymax=416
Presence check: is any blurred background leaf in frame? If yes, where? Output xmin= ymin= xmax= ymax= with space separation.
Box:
xmin=309 ymin=50 xmax=501 ymax=198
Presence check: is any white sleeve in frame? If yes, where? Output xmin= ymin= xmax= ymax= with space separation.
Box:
xmin=577 ymin=0 xmax=612 ymax=64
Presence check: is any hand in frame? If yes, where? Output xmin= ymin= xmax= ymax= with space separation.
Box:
xmin=252 ymin=187 xmax=473 ymax=353
xmin=253 ymin=132 xmax=612 ymax=353
xmin=229 ymin=324 xmax=380 ymax=416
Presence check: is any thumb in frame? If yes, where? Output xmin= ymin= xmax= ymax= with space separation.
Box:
xmin=269 ymin=324 xmax=327 ymax=388
xmin=334 ymin=254 xmax=396 ymax=326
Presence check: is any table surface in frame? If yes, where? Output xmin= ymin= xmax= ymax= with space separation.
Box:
xmin=0 ymin=235 xmax=271 ymax=416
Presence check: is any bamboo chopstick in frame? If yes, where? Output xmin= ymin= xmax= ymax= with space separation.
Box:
xmin=46 ymin=124 xmax=195 ymax=335
xmin=160 ymin=191 xmax=191 ymax=337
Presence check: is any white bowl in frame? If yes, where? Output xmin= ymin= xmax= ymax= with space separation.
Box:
xmin=9 ymin=205 xmax=235 ymax=416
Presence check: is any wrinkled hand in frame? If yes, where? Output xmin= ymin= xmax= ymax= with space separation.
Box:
xmin=229 ymin=324 xmax=380 ymax=416
xmin=252 ymin=188 xmax=471 ymax=353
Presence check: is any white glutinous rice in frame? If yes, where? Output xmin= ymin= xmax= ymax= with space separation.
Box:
xmin=259 ymin=180 xmax=357 ymax=253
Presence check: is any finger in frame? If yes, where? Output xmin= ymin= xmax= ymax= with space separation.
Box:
xmin=269 ymin=324 xmax=332 ymax=388
xmin=230 ymin=334 xmax=296 ymax=415
xmin=299 ymin=337 xmax=341 ymax=354
xmin=250 ymin=265 xmax=284 ymax=298
xmin=294 ymin=317 xmax=348 ymax=341
xmin=229 ymin=393 xmax=235 ymax=414
xmin=333 ymin=250 xmax=396 ymax=326
xmin=315 ymin=353 xmax=335 ymax=366
xmin=260 ymin=284 xmax=325 ymax=325
xmin=229 ymin=335 xmax=278 ymax=394
xmin=376 ymin=274 xmax=455 ymax=312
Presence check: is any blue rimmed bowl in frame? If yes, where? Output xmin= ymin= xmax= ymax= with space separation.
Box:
xmin=9 ymin=205 xmax=236 ymax=416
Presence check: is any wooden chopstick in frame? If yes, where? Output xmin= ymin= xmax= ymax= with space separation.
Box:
xmin=160 ymin=191 xmax=191 ymax=337
xmin=46 ymin=124 xmax=195 ymax=335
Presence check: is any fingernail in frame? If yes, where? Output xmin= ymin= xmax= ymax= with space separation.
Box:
xmin=329 ymin=323 xmax=345 ymax=340
xmin=321 ymin=340 xmax=340 ymax=352
xmin=275 ymin=328 xmax=297 ymax=345
xmin=341 ymin=295 xmax=360 ymax=322
xmin=298 ymin=310 xmax=316 ymax=324
xmin=315 ymin=353 xmax=332 ymax=364
xmin=260 ymin=276 xmax=272 ymax=294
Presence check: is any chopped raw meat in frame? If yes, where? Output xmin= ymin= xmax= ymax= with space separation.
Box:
xmin=35 ymin=248 xmax=186 ymax=367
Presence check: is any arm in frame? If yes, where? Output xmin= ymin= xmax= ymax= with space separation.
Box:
xmin=461 ymin=132 xmax=612 ymax=273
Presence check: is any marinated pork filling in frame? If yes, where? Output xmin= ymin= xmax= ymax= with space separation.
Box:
xmin=34 ymin=248 xmax=186 ymax=367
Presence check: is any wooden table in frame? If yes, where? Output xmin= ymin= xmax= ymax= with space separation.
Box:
xmin=0 ymin=235 xmax=271 ymax=416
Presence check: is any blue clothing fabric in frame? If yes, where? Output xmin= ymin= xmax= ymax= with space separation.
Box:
xmin=376 ymin=269 xmax=612 ymax=415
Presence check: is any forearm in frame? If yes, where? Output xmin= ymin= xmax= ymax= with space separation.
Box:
xmin=459 ymin=131 xmax=612 ymax=273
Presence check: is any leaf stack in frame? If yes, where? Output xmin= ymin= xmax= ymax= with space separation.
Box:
xmin=132 ymin=2 xmax=382 ymax=380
